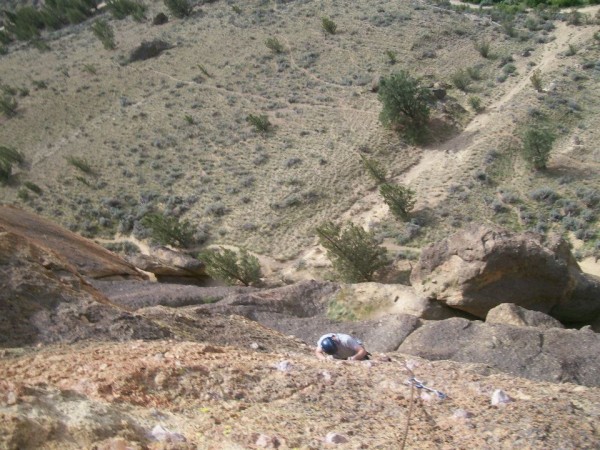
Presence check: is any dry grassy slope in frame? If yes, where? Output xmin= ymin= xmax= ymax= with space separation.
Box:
xmin=0 ymin=1 xmax=599 ymax=269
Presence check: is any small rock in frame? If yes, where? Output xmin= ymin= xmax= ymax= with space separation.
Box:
xmin=154 ymin=371 xmax=167 ymax=387
xmin=325 ymin=432 xmax=348 ymax=444
xmin=250 ymin=342 xmax=260 ymax=350
xmin=6 ymin=391 xmax=17 ymax=405
xmin=491 ymin=389 xmax=512 ymax=406
xmin=276 ymin=360 xmax=293 ymax=373
xmin=150 ymin=424 xmax=186 ymax=443
xmin=255 ymin=433 xmax=280 ymax=448
xmin=321 ymin=370 xmax=332 ymax=381
xmin=452 ymin=408 xmax=473 ymax=419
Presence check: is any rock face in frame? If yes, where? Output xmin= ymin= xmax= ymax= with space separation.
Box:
xmin=398 ymin=317 xmax=600 ymax=387
xmin=410 ymin=224 xmax=600 ymax=322
xmin=0 ymin=230 xmax=169 ymax=347
xmin=486 ymin=303 xmax=564 ymax=329
xmin=0 ymin=205 xmax=146 ymax=280
xmin=128 ymin=246 xmax=207 ymax=283
xmin=200 ymin=279 xmax=339 ymax=319
xmin=91 ymin=280 xmax=253 ymax=310
xmin=339 ymin=282 xmax=463 ymax=320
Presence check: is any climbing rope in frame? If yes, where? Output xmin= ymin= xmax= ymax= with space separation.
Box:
xmin=399 ymin=363 xmax=447 ymax=449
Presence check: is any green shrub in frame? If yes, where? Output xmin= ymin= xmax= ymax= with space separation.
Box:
xmin=4 ymin=0 xmax=98 ymax=41
xmin=4 ymin=7 xmax=44 ymax=40
xmin=321 ymin=16 xmax=337 ymax=34
xmin=474 ymin=39 xmax=491 ymax=58
xmin=66 ymin=156 xmax=94 ymax=174
xmin=0 ymin=30 xmax=12 ymax=45
xmin=24 ymin=181 xmax=43 ymax=194
xmin=83 ymin=63 xmax=97 ymax=74
xmin=142 ymin=212 xmax=195 ymax=248
xmin=379 ymin=183 xmax=416 ymax=221
xmin=529 ymin=187 xmax=559 ymax=204
xmin=469 ymin=95 xmax=483 ymax=112
xmin=106 ymin=0 xmax=146 ymax=21
xmin=520 ymin=124 xmax=556 ymax=170
xmin=199 ymin=247 xmax=262 ymax=286
xmin=316 ymin=221 xmax=387 ymax=282
xmin=360 ymin=155 xmax=387 ymax=184
xmin=378 ymin=70 xmax=433 ymax=141
xmin=530 ymin=68 xmax=543 ymax=91
xmin=265 ymin=37 xmax=284 ymax=54
xmin=385 ymin=49 xmax=397 ymax=64
xmin=451 ymin=69 xmax=471 ymax=92
xmin=164 ymin=0 xmax=192 ymax=18
xmin=91 ymin=19 xmax=116 ymax=50
xmin=128 ymin=39 xmax=171 ymax=62
xmin=0 ymin=146 xmax=25 ymax=184
xmin=246 ymin=114 xmax=272 ymax=133
xmin=0 ymin=95 xmax=18 ymax=117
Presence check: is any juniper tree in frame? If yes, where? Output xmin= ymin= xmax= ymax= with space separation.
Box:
xmin=141 ymin=212 xmax=195 ymax=248
xmin=200 ymin=247 xmax=262 ymax=286
xmin=379 ymin=183 xmax=416 ymax=221
xmin=378 ymin=70 xmax=433 ymax=142
xmin=316 ymin=221 xmax=387 ymax=282
xmin=520 ymin=124 xmax=555 ymax=170
xmin=0 ymin=146 xmax=25 ymax=184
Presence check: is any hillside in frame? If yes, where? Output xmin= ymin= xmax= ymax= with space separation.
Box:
xmin=1 ymin=0 xmax=598 ymax=278
xmin=1 ymin=3 xmax=600 ymax=447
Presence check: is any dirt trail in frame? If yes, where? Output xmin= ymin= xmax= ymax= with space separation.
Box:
xmin=399 ymin=9 xmax=599 ymax=210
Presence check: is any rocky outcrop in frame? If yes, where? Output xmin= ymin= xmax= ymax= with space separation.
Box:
xmin=410 ymin=224 xmax=600 ymax=322
xmin=199 ymin=279 xmax=340 ymax=319
xmin=338 ymin=282 xmax=465 ymax=320
xmin=91 ymin=280 xmax=253 ymax=310
xmin=128 ymin=246 xmax=207 ymax=283
xmin=0 ymin=229 xmax=169 ymax=347
xmin=486 ymin=303 xmax=564 ymax=329
xmin=398 ymin=317 xmax=600 ymax=387
xmin=0 ymin=205 xmax=146 ymax=280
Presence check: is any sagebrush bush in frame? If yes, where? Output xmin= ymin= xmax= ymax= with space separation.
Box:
xmin=141 ymin=212 xmax=195 ymax=247
xmin=452 ymin=69 xmax=471 ymax=92
xmin=379 ymin=183 xmax=416 ymax=221
xmin=199 ymin=247 xmax=262 ymax=286
xmin=474 ymin=39 xmax=491 ymax=58
xmin=378 ymin=70 xmax=433 ymax=142
xmin=316 ymin=221 xmax=387 ymax=282
xmin=529 ymin=187 xmax=559 ymax=204
xmin=469 ymin=96 xmax=483 ymax=112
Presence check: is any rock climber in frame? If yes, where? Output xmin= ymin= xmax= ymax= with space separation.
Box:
xmin=315 ymin=333 xmax=370 ymax=361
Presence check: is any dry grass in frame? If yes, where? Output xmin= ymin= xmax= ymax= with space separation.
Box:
xmin=0 ymin=0 xmax=598 ymax=266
